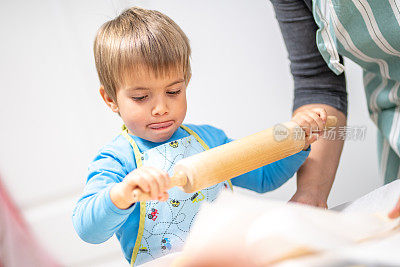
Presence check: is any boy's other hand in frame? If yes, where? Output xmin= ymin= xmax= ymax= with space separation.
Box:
xmin=291 ymin=108 xmax=327 ymax=150
xmin=110 ymin=166 xmax=170 ymax=209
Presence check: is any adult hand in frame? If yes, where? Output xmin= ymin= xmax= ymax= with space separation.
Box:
xmin=388 ymin=197 xmax=400 ymax=219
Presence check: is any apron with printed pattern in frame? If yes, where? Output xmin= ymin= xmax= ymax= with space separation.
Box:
xmin=121 ymin=125 xmax=233 ymax=266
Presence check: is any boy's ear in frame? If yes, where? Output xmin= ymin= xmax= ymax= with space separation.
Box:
xmin=99 ymin=86 xmax=119 ymax=113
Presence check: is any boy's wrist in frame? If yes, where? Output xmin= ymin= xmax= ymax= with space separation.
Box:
xmin=110 ymin=182 xmax=134 ymax=210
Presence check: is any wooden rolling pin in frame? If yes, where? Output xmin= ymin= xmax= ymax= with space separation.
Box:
xmin=132 ymin=116 xmax=337 ymax=202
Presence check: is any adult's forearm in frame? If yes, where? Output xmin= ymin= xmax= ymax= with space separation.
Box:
xmin=270 ymin=0 xmax=347 ymax=117
xmin=292 ymin=104 xmax=346 ymax=207
xmin=270 ymin=0 xmax=348 ymax=207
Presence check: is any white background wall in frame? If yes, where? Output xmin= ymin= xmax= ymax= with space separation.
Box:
xmin=0 ymin=0 xmax=380 ymax=266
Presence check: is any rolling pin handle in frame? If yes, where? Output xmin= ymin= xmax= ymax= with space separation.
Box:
xmin=171 ymin=171 xmax=188 ymax=187
xmin=325 ymin=116 xmax=337 ymax=129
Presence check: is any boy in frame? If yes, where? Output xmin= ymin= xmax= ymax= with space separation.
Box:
xmin=72 ymin=7 xmax=327 ymax=266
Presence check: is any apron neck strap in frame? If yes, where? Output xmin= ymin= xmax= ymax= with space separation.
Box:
xmin=121 ymin=125 xmax=143 ymax=167
xmin=179 ymin=125 xmax=210 ymax=150
xmin=120 ymin=124 xmax=211 ymax=167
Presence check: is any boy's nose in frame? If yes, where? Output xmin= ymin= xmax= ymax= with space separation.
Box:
xmin=152 ymin=99 xmax=168 ymax=116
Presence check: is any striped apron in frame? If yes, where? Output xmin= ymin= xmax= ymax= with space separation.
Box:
xmin=313 ymin=0 xmax=400 ymax=183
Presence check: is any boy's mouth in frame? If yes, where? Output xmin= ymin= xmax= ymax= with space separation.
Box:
xmin=148 ymin=120 xmax=174 ymax=130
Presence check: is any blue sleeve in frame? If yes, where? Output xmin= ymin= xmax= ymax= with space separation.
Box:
xmin=72 ymin=146 xmax=138 ymax=244
xmin=231 ymin=147 xmax=310 ymax=193
xmin=186 ymin=124 xmax=310 ymax=193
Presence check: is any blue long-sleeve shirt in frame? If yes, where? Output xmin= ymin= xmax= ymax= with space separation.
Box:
xmin=72 ymin=124 xmax=310 ymax=262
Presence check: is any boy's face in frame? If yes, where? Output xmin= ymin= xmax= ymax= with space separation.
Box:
xmin=102 ymin=68 xmax=187 ymax=143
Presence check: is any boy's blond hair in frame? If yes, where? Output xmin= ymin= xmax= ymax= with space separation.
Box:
xmin=94 ymin=7 xmax=191 ymax=101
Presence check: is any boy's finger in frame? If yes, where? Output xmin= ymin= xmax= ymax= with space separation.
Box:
xmin=309 ymin=119 xmax=319 ymax=134
xmin=142 ymin=169 xmax=160 ymax=200
xmin=312 ymin=108 xmax=327 ymax=122
xmin=156 ymin=169 xmax=170 ymax=192
xmin=125 ymin=172 xmax=148 ymax=192
xmin=303 ymin=116 xmax=317 ymax=135
xmin=158 ymin=169 xmax=170 ymax=191
xmin=320 ymin=109 xmax=328 ymax=122
xmin=146 ymin=167 xmax=167 ymax=193
xmin=138 ymin=176 xmax=151 ymax=193
xmin=301 ymin=125 xmax=310 ymax=137
xmin=297 ymin=116 xmax=311 ymax=136
xmin=307 ymin=134 xmax=318 ymax=145
xmin=163 ymin=192 xmax=169 ymax=201
xmin=159 ymin=192 xmax=169 ymax=202
xmin=306 ymin=111 xmax=324 ymax=132
xmin=163 ymin=170 xmax=171 ymax=189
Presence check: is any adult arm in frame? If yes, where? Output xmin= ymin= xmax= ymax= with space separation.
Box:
xmin=270 ymin=0 xmax=347 ymax=207
xmin=291 ymin=104 xmax=346 ymax=208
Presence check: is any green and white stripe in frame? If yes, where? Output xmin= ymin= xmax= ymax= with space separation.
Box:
xmin=313 ymin=0 xmax=400 ymax=183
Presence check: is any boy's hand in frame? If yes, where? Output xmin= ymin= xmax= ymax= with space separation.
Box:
xmin=110 ymin=166 xmax=170 ymax=209
xmin=291 ymin=108 xmax=327 ymax=150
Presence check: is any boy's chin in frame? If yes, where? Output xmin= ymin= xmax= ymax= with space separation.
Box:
xmin=145 ymin=130 xmax=175 ymax=143
xmin=147 ymin=136 xmax=171 ymax=143
xmin=128 ymin=126 xmax=176 ymax=143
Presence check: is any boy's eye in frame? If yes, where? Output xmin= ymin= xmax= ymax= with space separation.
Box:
xmin=167 ymin=89 xmax=181 ymax=95
xmin=132 ymin=95 xmax=148 ymax=101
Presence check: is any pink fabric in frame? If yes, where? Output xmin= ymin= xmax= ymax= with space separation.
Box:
xmin=0 ymin=177 xmax=60 ymax=267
